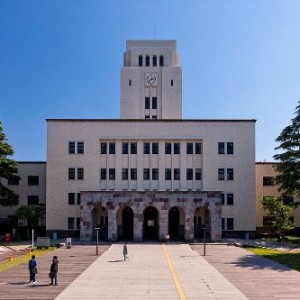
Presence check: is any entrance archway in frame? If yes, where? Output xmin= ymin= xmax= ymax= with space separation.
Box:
xmin=168 ymin=207 xmax=180 ymax=239
xmin=92 ymin=205 xmax=108 ymax=241
xmin=194 ymin=206 xmax=210 ymax=240
xmin=143 ymin=206 xmax=159 ymax=240
xmin=122 ymin=206 xmax=134 ymax=241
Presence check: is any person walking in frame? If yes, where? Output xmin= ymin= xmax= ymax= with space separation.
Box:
xmin=123 ymin=242 xmax=128 ymax=261
xmin=28 ymin=255 xmax=38 ymax=283
xmin=49 ymin=256 xmax=59 ymax=285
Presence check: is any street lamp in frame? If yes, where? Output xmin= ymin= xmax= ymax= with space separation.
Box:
xmin=95 ymin=227 xmax=100 ymax=256
xmin=203 ymin=227 xmax=208 ymax=256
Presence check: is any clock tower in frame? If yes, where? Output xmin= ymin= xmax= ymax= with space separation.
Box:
xmin=120 ymin=40 xmax=182 ymax=119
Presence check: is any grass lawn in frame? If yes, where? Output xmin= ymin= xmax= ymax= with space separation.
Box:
xmin=247 ymin=247 xmax=300 ymax=272
xmin=0 ymin=247 xmax=56 ymax=272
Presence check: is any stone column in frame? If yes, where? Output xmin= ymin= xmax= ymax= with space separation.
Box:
xmin=159 ymin=208 xmax=168 ymax=241
xmin=80 ymin=204 xmax=93 ymax=242
xmin=210 ymin=201 xmax=222 ymax=241
xmin=108 ymin=208 xmax=117 ymax=241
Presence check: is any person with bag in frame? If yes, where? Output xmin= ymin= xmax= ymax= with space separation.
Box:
xmin=28 ymin=255 xmax=38 ymax=283
xmin=123 ymin=242 xmax=128 ymax=261
xmin=49 ymin=256 xmax=59 ymax=285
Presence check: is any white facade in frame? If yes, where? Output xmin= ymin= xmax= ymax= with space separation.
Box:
xmin=45 ymin=40 xmax=256 ymax=241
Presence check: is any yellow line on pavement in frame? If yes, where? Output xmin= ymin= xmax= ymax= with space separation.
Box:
xmin=162 ymin=244 xmax=186 ymax=300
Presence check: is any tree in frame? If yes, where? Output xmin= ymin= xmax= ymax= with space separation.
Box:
xmin=0 ymin=121 xmax=19 ymax=206
xmin=274 ymin=101 xmax=300 ymax=200
xmin=15 ymin=205 xmax=42 ymax=227
xmin=261 ymin=196 xmax=294 ymax=240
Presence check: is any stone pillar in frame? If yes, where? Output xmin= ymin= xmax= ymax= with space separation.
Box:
xmin=159 ymin=208 xmax=168 ymax=241
xmin=108 ymin=208 xmax=117 ymax=241
xmin=134 ymin=212 xmax=143 ymax=241
xmin=210 ymin=201 xmax=222 ymax=241
xmin=185 ymin=208 xmax=194 ymax=241
xmin=80 ymin=204 xmax=93 ymax=242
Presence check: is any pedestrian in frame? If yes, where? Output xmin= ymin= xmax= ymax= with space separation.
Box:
xmin=123 ymin=242 xmax=128 ymax=261
xmin=49 ymin=255 xmax=59 ymax=285
xmin=28 ymin=255 xmax=38 ymax=283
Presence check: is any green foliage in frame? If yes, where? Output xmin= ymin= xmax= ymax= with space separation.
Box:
xmin=261 ymin=196 xmax=294 ymax=237
xmin=15 ymin=206 xmax=42 ymax=227
xmin=0 ymin=121 xmax=19 ymax=206
xmin=274 ymin=101 xmax=300 ymax=200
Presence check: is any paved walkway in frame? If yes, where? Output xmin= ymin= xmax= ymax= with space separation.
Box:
xmin=1 ymin=241 xmax=300 ymax=299
xmin=55 ymin=243 xmax=247 ymax=300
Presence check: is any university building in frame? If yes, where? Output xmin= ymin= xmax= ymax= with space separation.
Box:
xmin=1 ymin=40 xmax=257 ymax=241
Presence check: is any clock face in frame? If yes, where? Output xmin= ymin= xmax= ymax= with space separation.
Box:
xmin=145 ymin=73 xmax=158 ymax=86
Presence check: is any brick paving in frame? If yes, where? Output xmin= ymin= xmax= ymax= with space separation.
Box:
xmin=191 ymin=243 xmax=300 ymax=300
xmin=0 ymin=244 xmax=110 ymax=300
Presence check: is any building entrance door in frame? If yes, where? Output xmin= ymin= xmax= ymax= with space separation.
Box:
xmin=169 ymin=207 xmax=180 ymax=239
xmin=122 ymin=206 xmax=133 ymax=241
xmin=143 ymin=207 xmax=158 ymax=240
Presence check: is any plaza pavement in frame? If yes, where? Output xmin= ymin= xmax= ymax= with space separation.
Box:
xmin=1 ymin=241 xmax=300 ymax=299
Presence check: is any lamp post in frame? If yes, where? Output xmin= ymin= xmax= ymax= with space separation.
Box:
xmin=203 ymin=227 xmax=208 ymax=256
xmin=95 ymin=227 xmax=100 ymax=256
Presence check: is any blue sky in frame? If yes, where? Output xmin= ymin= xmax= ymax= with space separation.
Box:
xmin=0 ymin=0 xmax=299 ymax=162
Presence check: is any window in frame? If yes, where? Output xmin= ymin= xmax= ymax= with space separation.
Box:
xmin=174 ymin=168 xmax=180 ymax=180
xmin=186 ymin=143 xmax=193 ymax=154
xmin=165 ymin=168 xmax=171 ymax=180
xmin=152 ymin=116 xmax=157 ymax=119
xmin=146 ymin=55 xmax=150 ymax=66
xmin=218 ymin=168 xmax=225 ymax=180
xmin=165 ymin=143 xmax=172 ymax=154
xmin=145 ymin=115 xmax=150 ymax=119
xmin=227 ymin=169 xmax=234 ymax=180
xmin=28 ymin=195 xmax=39 ymax=205
xmin=145 ymin=97 xmax=150 ymax=109
xmin=152 ymin=97 xmax=157 ymax=109
xmin=222 ymin=218 xmax=225 ymax=230
xmin=227 ymin=218 xmax=234 ymax=230
xmin=28 ymin=176 xmax=39 ymax=185
xmin=143 ymin=168 xmax=150 ymax=180
xmin=100 ymin=168 xmax=107 ymax=180
xmin=129 ymin=80 xmax=132 ymax=86
xmin=187 ymin=168 xmax=193 ymax=180
xmin=77 ymin=168 xmax=84 ymax=180
xmin=227 ymin=142 xmax=234 ymax=154
xmin=131 ymin=142 xmax=137 ymax=154
xmin=263 ymin=176 xmax=274 ymax=186
xmin=69 ymin=142 xmax=75 ymax=154
xmin=221 ymin=194 xmax=225 ymax=205
xmin=77 ymin=142 xmax=84 ymax=154
xmin=109 ymin=169 xmax=115 ymax=180
xmin=227 ymin=194 xmax=234 ymax=205
xmin=68 ymin=193 xmax=75 ymax=205
xmin=100 ymin=142 xmax=107 ymax=154
xmin=8 ymin=176 xmax=19 ymax=185
xmin=218 ymin=142 xmax=225 ymax=154
xmin=283 ymin=196 xmax=294 ymax=206
xmin=171 ymin=79 xmax=173 ymax=86
xmin=195 ymin=168 xmax=202 ymax=180
xmin=109 ymin=142 xmax=115 ymax=154
xmin=195 ymin=143 xmax=201 ymax=154
xmin=152 ymin=55 xmax=157 ymax=66
xmin=77 ymin=193 xmax=81 ymax=205
xmin=263 ymin=216 xmax=274 ymax=226
xmin=131 ymin=168 xmax=137 ymax=180
xmin=122 ymin=142 xmax=129 ymax=154
xmin=152 ymin=142 xmax=159 ymax=154
xmin=174 ymin=143 xmax=180 ymax=154
xmin=144 ymin=143 xmax=150 ymax=154
xmin=152 ymin=168 xmax=159 ymax=180
xmin=68 ymin=217 xmax=75 ymax=230
xmin=76 ymin=218 xmax=80 ymax=230
xmin=69 ymin=168 xmax=75 ymax=180
xmin=159 ymin=55 xmax=164 ymax=66
xmin=122 ymin=168 xmax=128 ymax=180
xmin=138 ymin=55 xmax=143 ymax=66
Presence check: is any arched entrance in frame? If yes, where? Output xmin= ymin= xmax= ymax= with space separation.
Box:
xmin=169 ymin=207 xmax=180 ymax=239
xmin=194 ymin=206 xmax=210 ymax=240
xmin=143 ymin=206 xmax=159 ymax=240
xmin=122 ymin=206 xmax=134 ymax=241
xmin=92 ymin=205 xmax=108 ymax=241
